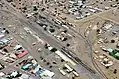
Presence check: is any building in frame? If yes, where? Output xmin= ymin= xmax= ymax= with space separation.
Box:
xmin=104 ymin=48 xmax=119 ymax=59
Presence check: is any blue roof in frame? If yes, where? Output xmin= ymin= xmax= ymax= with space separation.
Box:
xmin=22 ymin=64 xmax=32 ymax=69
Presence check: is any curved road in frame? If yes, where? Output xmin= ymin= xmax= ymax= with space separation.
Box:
xmin=0 ymin=0 xmax=107 ymax=79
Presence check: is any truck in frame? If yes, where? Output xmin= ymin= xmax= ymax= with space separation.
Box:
xmin=64 ymin=64 xmax=73 ymax=72
xmin=59 ymin=68 xmax=66 ymax=76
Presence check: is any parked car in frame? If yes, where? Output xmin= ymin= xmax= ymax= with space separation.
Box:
xmin=0 ymin=63 xmax=5 ymax=70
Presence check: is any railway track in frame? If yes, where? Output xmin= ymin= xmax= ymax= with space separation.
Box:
xmin=84 ymin=29 xmax=108 ymax=79
xmin=46 ymin=6 xmax=108 ymax=78
xmin=2 ymin=0 xmax=108 ymax=78
xmin=40 ymin=9 xmax=101 ymax=76
xmin=40 ymin=7 xmax=107 ymax=78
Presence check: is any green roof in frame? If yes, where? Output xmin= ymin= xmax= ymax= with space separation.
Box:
xmin=107 ymin=48 xmax=113 ymax=52
xmin=115 ymin=53 xmax=119 ymax=57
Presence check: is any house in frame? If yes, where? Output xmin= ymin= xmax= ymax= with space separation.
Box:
xmin=16 ymin=50 xmax=28 ymax=59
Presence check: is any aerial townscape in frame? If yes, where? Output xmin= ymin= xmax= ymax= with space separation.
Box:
xmin=0 ymin=0 xmax=119 ymax=79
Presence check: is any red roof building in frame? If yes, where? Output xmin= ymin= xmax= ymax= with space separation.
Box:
xmin=16 ymin=49 xmax=28 ymax=59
